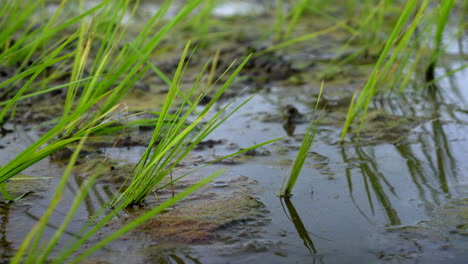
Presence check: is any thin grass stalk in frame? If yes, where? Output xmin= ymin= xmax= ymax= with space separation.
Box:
xmin=124 ymin=56 xmax=231 ymax=194
xmin=274 ymin=0 xmax=285 ymax=41
xmin=0 ymin=0 xmax=201 ymax=187
xmin=14 ymin=0 xmax=68 ymax=71
xmin=257 ymin=23 xmax=343 ymax=55
xmin=0 ymin=38 xmax=76 ymax=124
xmin=75 ymin=0 xmax=132 ymax=109
xmin=113 ymin=42 xmax=194 ymax=206
xmin=356 ymin=1 xmax=429 ymax=128
xmin=153 ymin=93 xmax=256 ymax=190
xmin=194 ymin=0 xmax=216 ymax=43
xmin=283 ymin=0 xmax=308 ymax=40
xmin=64 ymin=17 xmax=89 ymax=118
xmin=280 ymin=81 xmax=323 ymax=197
xmin=0 ymin=32 xmax=77 ymax=102
xmin=0 ymin=0 xmax=42 ymax=53
xmin=0 ymin=91 xmax=115 ymax=184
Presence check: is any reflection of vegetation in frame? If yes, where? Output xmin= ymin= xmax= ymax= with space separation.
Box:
xmin=340 ymin=0 xmax=464 ymax=141
xmin=421 ymin=89 xmax=458 ymax=195
xmin=280 ymin=198 xmax=317 ymax=255
xmin=340 ymin=147 xmax=372 ymax=223
xmin=144 ymin=248 xmax=202 ymax=264
xmin=340 ymin=145 xmax=401 ymax=225
xmin=394 ymin=143 xmax=438 ymax=205
xmin=341 ymin=87 xmax=461 ymax=223
xmin=356 ymin=147 xmax=401 ymax=225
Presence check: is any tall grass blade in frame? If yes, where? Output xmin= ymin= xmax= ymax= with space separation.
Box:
xmin=280 ymin=81 xmax=324 ymax=197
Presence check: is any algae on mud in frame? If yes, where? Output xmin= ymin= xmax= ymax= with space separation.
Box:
xmin=137 ymin=176 xmax=268 ymax=243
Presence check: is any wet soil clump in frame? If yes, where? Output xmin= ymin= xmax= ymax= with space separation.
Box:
xmin=137 ymin=176 xmax=269 ymax=243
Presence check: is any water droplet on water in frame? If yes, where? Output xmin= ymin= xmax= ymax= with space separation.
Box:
xmin=211 ymin=181 xmax=229 ymax=188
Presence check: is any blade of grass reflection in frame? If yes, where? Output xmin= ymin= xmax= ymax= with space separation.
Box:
xmin=280 ymin=198 xmax=317 ymax=255
xmin=422 ymin=92 xmax=458 ymax=195
xmin=394 ymin=141 xmax=446 ymax=211
xmin=23 ymin=211 xmax=81 ymax=240
xmin=355 ymin=147 xmax=401 ymax=225
xmin=340 ymin=146 xmax=373 ymax=223
xmin=432 ymin=119 xmax=455 ymax=194
xmin=362 ymin=169 xmax=375 ymax=216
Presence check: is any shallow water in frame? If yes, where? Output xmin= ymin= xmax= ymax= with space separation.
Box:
xmin=185 ymin=74 xmax=468 ymax=263
xmin=60 ymin=62 xmax=468 ymax=263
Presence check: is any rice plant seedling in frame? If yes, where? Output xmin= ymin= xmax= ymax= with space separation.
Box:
xmin=338 ymin=0 xmax=467 ymax=142
xmin=273 ymin=0 xmax=315 ymax=42
xmin=340 ymin=0 xmax=431 ymax=142
xmin=0 ymin=0 xmax=203 ymax=197
xmin=283 ymin=0 xmax=310 ymax=40
xmin=33 ymin=47 xmax=278 ymax=261
xmin=114 ymin=41 xmax=280 ymax=207
xmin=425 ymin=0 xmax=455 ymax=82
xmin=4 ymin=0 xmax=283 ymax=261
xmin=280 ymin=81 xmax=324 ymax=198
xmin=11 ymin=130 xmax=224 ymax=264
xmin=193 ymin=0 xmax=216 ymax=45
xmin=274 ymin=0 xmax=286 ymax=41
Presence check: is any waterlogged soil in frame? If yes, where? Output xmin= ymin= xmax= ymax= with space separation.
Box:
xmin=1 ymin=1 xmax=468 ymax=264
xmin=137 ymin=176 xmax=268 ymax=243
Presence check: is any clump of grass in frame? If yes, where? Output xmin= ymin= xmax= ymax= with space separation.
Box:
xmin=340 ymin=0 xmax=431 ymax=142
xmin=339 ymin=0 xmax=465 ymax=142
xmin=5 ymin=0 xmax=281 ymax=262
xmin=113 ymin=41 xmax=279 ymax=207
xmin=425 ymin=0 xmax=455 ymax=82
xmin=11 ymin=129 xmax=224 ymax=263
xmin=280 ymin=81 xmax=323 ymax=197
xmin=0 ymin=0 xmax=203 ymax=200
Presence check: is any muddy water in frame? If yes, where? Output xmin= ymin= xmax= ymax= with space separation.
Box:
xmin=4 ymin=69 xmax=466 ymax=263
xmin=2 ymin=1 xmax=468 ymax=264
xmin=182 ymin=77 xmax=468 ymax=263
